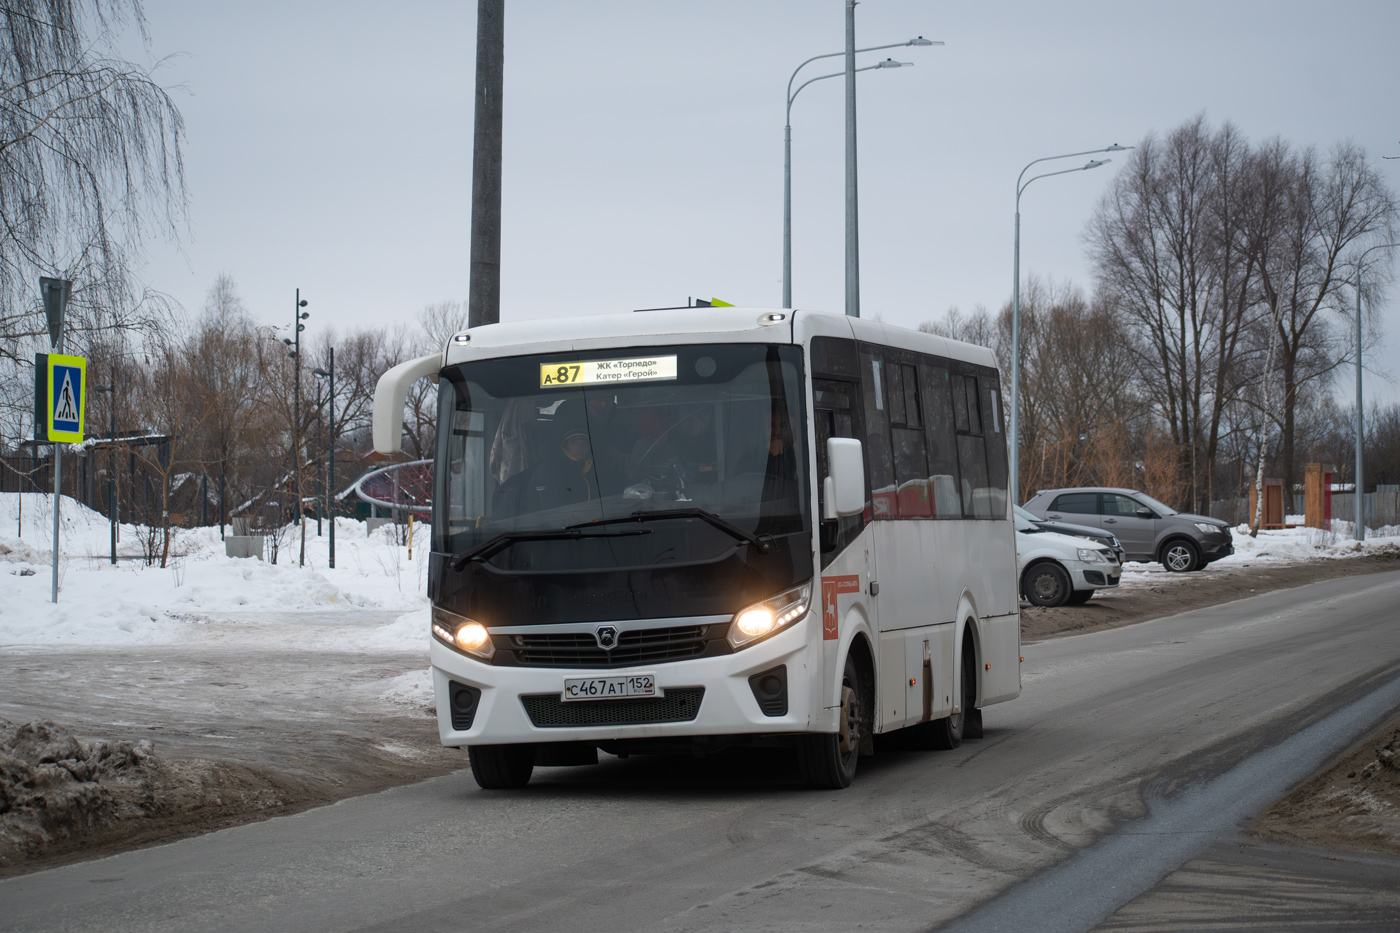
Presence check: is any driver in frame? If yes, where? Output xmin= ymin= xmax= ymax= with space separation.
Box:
xmin=528 ymin=428 xmax=597 ymax=509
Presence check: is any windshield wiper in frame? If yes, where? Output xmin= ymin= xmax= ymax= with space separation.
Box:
xmin=566 ymin=508 xmax=773 ymax=554
xmin=450 ymin=527 xmax=653 ymax=571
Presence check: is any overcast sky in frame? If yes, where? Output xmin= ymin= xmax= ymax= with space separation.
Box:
xmin=133 ymin=0 xmax=1400 ymax=400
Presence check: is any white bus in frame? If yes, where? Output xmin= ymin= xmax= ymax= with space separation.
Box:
xmin=373 ymin=307 xmax=1020 ymax=789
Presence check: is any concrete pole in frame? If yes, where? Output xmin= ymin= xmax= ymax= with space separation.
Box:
xmin=1356 ymin=267 xmax=1365 ymax=542
xmin=328 ymin=346 xmax=336 ymax=570
xmin=468 ymin=0 xmax=504 ymax=329
xmin=844 ymin=0 xmax=860 ymax=318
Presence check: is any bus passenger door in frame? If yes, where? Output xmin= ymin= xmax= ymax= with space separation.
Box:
xmin=814 ymin=378 xmax=878 ymax=712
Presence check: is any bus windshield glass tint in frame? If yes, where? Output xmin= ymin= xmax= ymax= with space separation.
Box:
xmin=434 ymin=344 xmax=809 ymax=569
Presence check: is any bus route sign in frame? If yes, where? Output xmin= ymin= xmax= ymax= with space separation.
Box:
xmin=540 ymin=355 xmax=677 ymax=388
xmin=46 ymin=353 xmax=86 ymax=443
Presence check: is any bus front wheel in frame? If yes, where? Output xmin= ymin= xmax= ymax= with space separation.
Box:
xmin=468 ymin=743 xmax=536 ymax=789
xmin=798 ymin=653 xmax=866 ymax=789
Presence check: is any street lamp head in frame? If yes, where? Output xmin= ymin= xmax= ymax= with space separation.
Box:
xmin=298 ymin=299 xmax=308 ymax=308
xmin=282 ymin=337 xmax=293 ymax=346
xmin=287 ymin=350 xmax=298 ymax=359
xmin=907 ymin=36 xmax=943 ymax=46
xmin=1104 ymin=144 xmax=1132 ymax=152
xmin=876 ymin=58 xmax=912 ymax=68
xmin=299 ymin=311 xmax=310 ymax=320
xmin=313 ymin=369 xmax=330 ymax=378
xmin=1083 ymin=159 xmax=1109 ymax=170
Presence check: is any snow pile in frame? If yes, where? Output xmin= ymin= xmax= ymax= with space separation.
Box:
xmin=377 ymin=667 xmax=436 ymax=713
xmin=0 ymin=719 xmax=288 ymax=868
xmin=0 ymin=492 xmax=430 ymax=647
xmin=1219 ymin=524 xmax=1400 ymax=564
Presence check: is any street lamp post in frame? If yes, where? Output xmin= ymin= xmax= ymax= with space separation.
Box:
xmin=1009 ymin=144 xmax=1130 ymax=506
xmin=783 ymin=35 xmax=938 ymax=309
xmin=282 ymin=290 xmax=309 ymax=566
xmin=314 ymin=347 xmax=336 ymax=569
xmin=1352 ymin=241 xmax=1398 ymax=542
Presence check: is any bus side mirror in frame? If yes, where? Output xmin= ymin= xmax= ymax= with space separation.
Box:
xmin=824 ymin=437 xmax=865 ymax=519
xmin=372 ymin=353 xmax=442 ymax=455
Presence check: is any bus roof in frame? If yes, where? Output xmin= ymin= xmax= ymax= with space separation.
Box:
xmin=443 ymin=307 xmax=998 ymax=372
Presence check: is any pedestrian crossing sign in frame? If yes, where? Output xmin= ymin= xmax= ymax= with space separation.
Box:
xmin=47 ymin=353 xmax=86 ymax=443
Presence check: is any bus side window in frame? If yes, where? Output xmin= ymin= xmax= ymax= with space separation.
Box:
xmin=982 ymin=376 xmax=1008 ymax=516
xmin=920 ymin=362 xmax=962 ymax=519
xmin=889 ymin=361 xmax=931 ymax=518
xmin=954 ymin=371 xmax=993 ymax=518
xmin=858 ymin=347 xmax=896 ymax=520
xmin=813 ymin=379 xmax=863 ymax=562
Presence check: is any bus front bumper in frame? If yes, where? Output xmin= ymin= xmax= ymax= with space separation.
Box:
xmin=430 ymin=617 xmax=820 ymax=747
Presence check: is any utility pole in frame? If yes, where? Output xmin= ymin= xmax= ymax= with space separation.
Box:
xmin=844 ymin=0 xmax=860 ymax=318
xmin=468 ymin=0 xmax=504 ymax=329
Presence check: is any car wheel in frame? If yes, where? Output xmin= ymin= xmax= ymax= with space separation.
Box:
xmin=1022 ymin=561 xmax=1072 ymax=607
xmin=1065 ymin=589 xmax=1094 ymax=605
xmin=798 ymin=652 xmax=866 ymax=789
xmin=468 ymin=744 xmax=535 ymax=789
xmin=1160 ymin=539 xmax=1201 ymax=573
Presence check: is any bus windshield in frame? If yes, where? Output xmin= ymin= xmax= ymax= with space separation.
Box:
xmin=433 ymin=343 xmax=809 ymax=572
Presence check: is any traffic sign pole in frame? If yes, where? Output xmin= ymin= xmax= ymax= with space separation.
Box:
xmin=40 ymin=277 xmax=73 ymax=604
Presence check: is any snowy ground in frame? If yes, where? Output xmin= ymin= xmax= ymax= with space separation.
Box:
xmin=6 ymin=492 xmax=1399 ymax=649
xmin=0 ymin=492 xmax=431 ymax=651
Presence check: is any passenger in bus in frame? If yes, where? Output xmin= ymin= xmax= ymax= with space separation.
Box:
xmin=528 ymin=428 xmax=597 ymax=510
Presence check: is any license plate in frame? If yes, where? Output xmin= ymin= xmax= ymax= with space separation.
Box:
xmin=562 ymin=674 xmax=657 ymax=702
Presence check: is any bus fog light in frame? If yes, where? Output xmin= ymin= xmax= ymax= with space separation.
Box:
xmin=728 ymin=582 xmax=812 ymax=649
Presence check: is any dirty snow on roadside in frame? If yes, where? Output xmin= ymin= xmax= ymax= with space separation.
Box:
xmin=0 ymin=492 xmax=431 ymax=650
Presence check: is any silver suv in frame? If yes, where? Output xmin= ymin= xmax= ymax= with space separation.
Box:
xmin=1022 ymin=487 xmax=1232 ymax=572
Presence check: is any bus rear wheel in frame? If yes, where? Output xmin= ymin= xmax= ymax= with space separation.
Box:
xmin=468 ymin=743 xmax=535 ymax=789
xmin=798 ymin=653 xmax=866 ymax=789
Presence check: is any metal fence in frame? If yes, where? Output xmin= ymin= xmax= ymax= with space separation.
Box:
xmin=1210 ymin=486 xmax=1400 ymax=530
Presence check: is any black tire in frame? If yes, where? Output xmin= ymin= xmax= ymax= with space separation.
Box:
xmin=798 ymin=652 xmax=867 ymax=789
xmin=468 ymin=744 xmax=536 ymax=789
xmin=926 ymin=634 xmax=979 ymax=749
xmin=1022 ymin=561 xmax=1072 ymax=607
xmin=1065 ymin=589 xmax=1094 ymax=606
xmin=1160 ymin=539 xmax=1201 ymax=573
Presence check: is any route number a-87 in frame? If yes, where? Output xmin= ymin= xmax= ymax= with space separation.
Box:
xmin=541 ymin=363 xmax=582 ymax=386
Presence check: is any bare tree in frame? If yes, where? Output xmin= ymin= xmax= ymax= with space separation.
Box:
xmin=0 ymin=0 xmax=186 ymax=374
xmin=1255 ymin=142 xmax=1398 ymax=493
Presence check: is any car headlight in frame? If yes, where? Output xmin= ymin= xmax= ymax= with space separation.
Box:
xmin=728 ymin=582 xmax=812 ymax=650
xmin=431 ymin=605 xmax=495 ymax=661
xmin=1193 ymin=522 xmax=1221 ymax=535
xmin=1077 ymin=548 xmax=1109 ymax=564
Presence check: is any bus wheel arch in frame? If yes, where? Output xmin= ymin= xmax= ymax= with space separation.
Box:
xmin=799 ymin=635 xmax=873 ymax=789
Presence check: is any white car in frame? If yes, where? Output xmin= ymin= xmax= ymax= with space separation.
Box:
xmin=1015 ymin=508 xmax=1120 ymax=607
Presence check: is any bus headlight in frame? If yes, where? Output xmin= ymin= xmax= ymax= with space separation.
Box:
xmin=728 ymin=582 xmax=811 ymax=650
xmin=432 ymin=605 xmax=495 ymax=661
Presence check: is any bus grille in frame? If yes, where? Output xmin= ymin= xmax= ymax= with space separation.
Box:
xmin=521 ymin=688 xmax=705 ymax=728
xmin=505 ymin=625 xmax=712 ymax=668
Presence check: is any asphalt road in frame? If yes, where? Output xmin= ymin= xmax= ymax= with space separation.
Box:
xmin=4 ymin=571 xmax=1400 ymax=933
